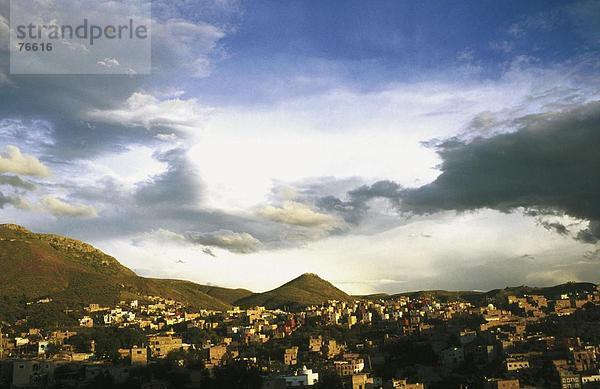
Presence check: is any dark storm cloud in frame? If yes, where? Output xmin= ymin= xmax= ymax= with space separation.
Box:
xmin=317 ymin=101 xmax=600 ymax=242
xmin=402 ymin=102 xmax=600 ymax=214
xmin=317 ymin=180 xmax=403 ymax=224
xmin=348 ymin=180 xmax=403 ymax=205
xmin=400 ymin=101 xmax=600 ymax=241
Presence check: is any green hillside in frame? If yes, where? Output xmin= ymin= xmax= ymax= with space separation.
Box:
xmin=0 ymin=224 xmax=238 ymax=311
xmin=235 ymin=273 xmax=351 ymax=310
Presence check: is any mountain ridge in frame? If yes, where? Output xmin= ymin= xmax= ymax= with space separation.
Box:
xmin=0 ymin=224 xmax=596 ymax=313
xmin=358 ymin=282 xmax=598 ymax=305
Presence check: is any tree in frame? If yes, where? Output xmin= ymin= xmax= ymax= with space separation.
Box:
xmin=314 ymin=370 xmax=343 ymax=389
xmin=213 ymin=361 xmax=262 ymax=389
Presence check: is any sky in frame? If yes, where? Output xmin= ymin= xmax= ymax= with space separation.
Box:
xmin=0 ymin=0 xmax=599 ymax=294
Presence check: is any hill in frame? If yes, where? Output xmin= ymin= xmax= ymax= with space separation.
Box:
xmin=0 ymin=224 xmax=242 ymax=312
xmin=360 ymin=283 xmax=598 ymax=306
xmin=482 ymin=282 xmax=598 ymax=305
xmin=235 ymin=273 xmax=351 ymax=310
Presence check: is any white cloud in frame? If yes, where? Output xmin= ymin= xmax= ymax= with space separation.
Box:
xmin=258 ymin=201 xmax=341 ymax=230
xmin=40 ymin=196 xmax=98 ymax=218
xmin=97 ymin=58 xmax=121 ymax=68
xmin=132 ymin=228 xmax=187 ymax=246
xmin=88 ymin=92 xmax=209 ymax=133
xmin=0 ymin=145 xmax=51 ymax=177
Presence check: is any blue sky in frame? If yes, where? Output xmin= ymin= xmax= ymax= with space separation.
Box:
xmin=188 ymin=0 xmax=588 ymax=104
xmin=0 ymin=0 xmax=599 ymax=293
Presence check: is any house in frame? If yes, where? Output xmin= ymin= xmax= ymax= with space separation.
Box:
xmin=79 ymin=316 xmax=94 ymax=327
xmin=130 ymin=346 xmax=148 ymax=365
xmin=280 ymin=366 xmax=319 ymax=386
xmin=284 ymin=346 xmax=298 ymax=366
xmin=345 ymin=373 xmax=374 ymax=389
xmin=505 ymin=358 xmax=529 ymax=371
xmin=334 ymin=354 xmax=365 ymax=376
xmin=309 ymin=336 xmax=322 ymax=352
xmin=148 ymin=335 xmax=183 ymax=358
xmin=383 ymin=378 xmax=425 ymax=388
xmin=559 ymin=370 xmax=582 ymax=389
xmin=12 ymin=360 xmax=56 ymax=388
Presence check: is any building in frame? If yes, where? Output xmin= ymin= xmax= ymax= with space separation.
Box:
xmin=582 ymin=374 xmax=600 ymax=385
xmin=37 ymin=341 xmax=49 ymax=356
xmin=345 ymin=373 xmax=374 ymax=389
xmin=79 ymin=316 xmax=94 ymax=327
xmin=281 ymin=366 xmax=319 ymax=386
xmin=284 ymin=346 xmax=299 ymax=366
xmin=206 ymin=344 xmax=238 ymax=367
xmin=383 ymin=378 xmax=425 ymax=389
xmin=459 ymin=329 xmax=477 ymax=345
xmin=309 ymin=336 xmax=322 ymax=352
xmin=559 ymin=370 xmax=582 ymax=389
xmin=12 ymin=360 xmax=56 ymax=388
xmin=323 ymin=339 xmax=342 ymax=359
xmin=207 ymin=344 xmax=227 ymax=367
xmin=148 ymin=335 xmax=183 ymax=358
xmin=440 ymin=347 xmax=464 ymax=368
xmin=506 ymin=358 xmax=530 ymax=371
xmin=334 ymin=354 xmax=365 ymax=376
xmin=571 ymin=349 xmax=596 ymax=372
xmin=130 ymin=346 xmax=148 ymax=365
xmin=484 ymin=378 xmax=520 ymax=389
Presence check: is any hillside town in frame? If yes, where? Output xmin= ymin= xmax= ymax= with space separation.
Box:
xmin=1 ymin=284 xmax=600 ymax=389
